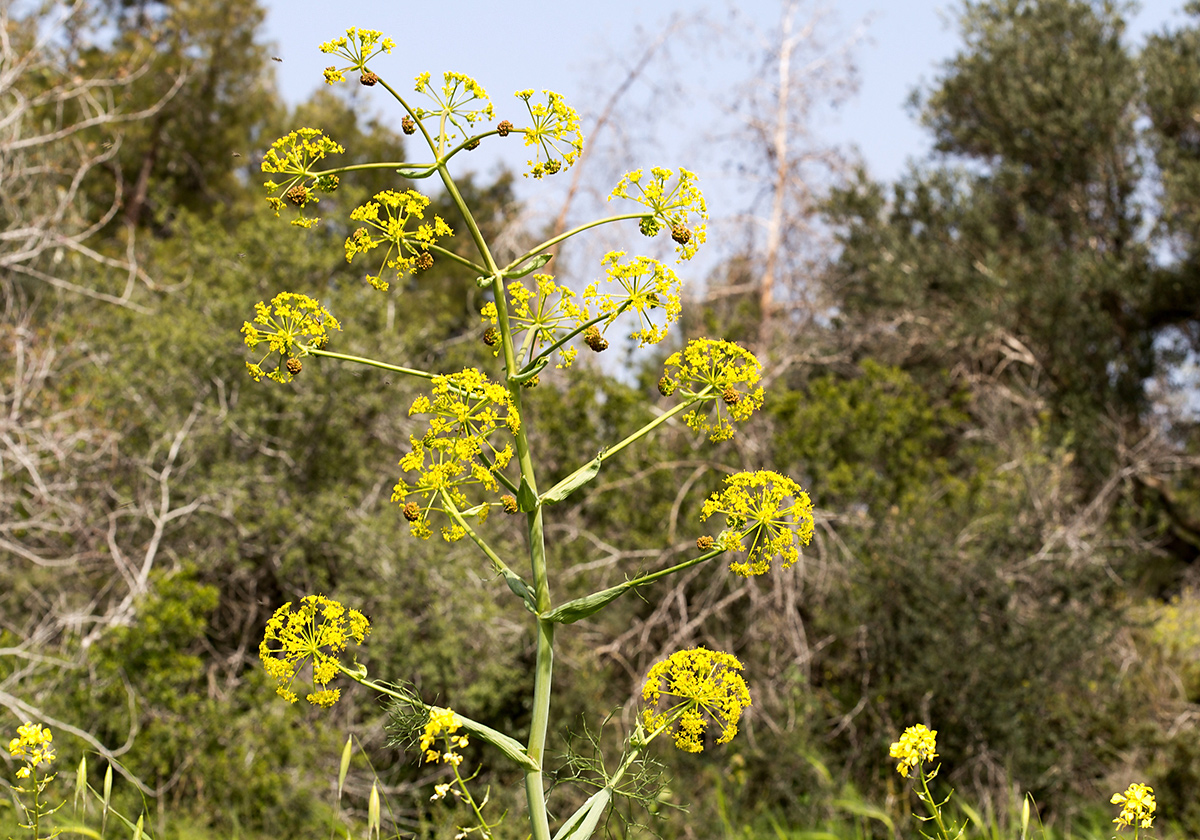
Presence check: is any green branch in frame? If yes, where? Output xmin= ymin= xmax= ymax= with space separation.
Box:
xmin=505 ymin=213 xmax=652 ymax=274
xmin=441 ymin=491 xmax=537 ymax=612
xmin=305 ymin=347 xmax=437 ymax=380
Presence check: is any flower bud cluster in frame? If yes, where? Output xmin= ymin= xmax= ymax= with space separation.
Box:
xmin=345 ymin=190 xmax=452 ymax=291
xmin=659 ymin=339 xmax=764 ymax=441
xmin=514 ymin=89 xmax=583 ymax=178
xmin=262 ymin=128 xmax=345 ymax=228
xmin=242 ymin=292 xmax=341 ymax=384
xmin=609 ymin=167 xmax=708 ymax=261
xmin=641 ymin=648 xmax=750 ymax=753
xmin=700 ymin=471 xmax=813 ymax=577
xmin=320 ymin=27 xmax=395 ymax=84
xmin=259 ymin=595 xmax=370 ymax=708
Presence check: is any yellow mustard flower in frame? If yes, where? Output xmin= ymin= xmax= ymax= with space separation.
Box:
xmin=700 ymin=471 xmax=814 ymax=576
xmin=259 ymin=595 xmax=370 ymax=707
xmin=242 ymin=292 xmax=341 ymax=384
xmin=514 ymin=89 xmax=583 ymax=179
xmin=609 ymin=166 xmax=708 ymax=261
xmin=261 ymin=127 xmax=344 ymax=227
xmin=1111 ymin=783 xmax=1156 ymax=830
xmin=641 ymin=648 xmax=751 ymax=753
xmin=8 ymin=722 xmax=55 ymax=770
xmin=889 ymin=724 xmax=938 ymax=778
xmin=660 ymin=339 xmax=764 ymax=441
xmin=582 ymin=252 xmax=682 ymax=347
xmin=392 ymin=369 xmax=517 ymax=539
xmin=412 ymin=71 xmax=494 ymax=147
xmin=481 ymin=275 xmax=589 ymax=368
xmin=318 ymin=27 xmax=395 ymax=84
xmin=420 ymin=706 xmax=470 ymax=766
xmin=345 ymin=189 xmax=452 ymax=291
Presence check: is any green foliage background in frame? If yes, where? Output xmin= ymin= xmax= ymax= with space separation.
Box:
xmin=3 ymin=1 xmax=1200 ymax=838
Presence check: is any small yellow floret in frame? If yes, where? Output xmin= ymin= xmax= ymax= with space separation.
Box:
xmin=889 ymin=724 xmax=938 ymax=778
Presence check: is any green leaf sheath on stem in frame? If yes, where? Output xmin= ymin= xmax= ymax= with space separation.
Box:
xmin=541 ymin=388 xmax=713 ymax=505
xmin=506 ymin=253 xmax=553 ymax=278
xmin=542 ymin=548 xmax=725 ymax=624
xmin=343 ymin=670 xmax=537 ymax=772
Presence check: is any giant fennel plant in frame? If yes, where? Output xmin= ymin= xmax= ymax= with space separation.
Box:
xmin=241 ymin=26 xmax=812 ymax=840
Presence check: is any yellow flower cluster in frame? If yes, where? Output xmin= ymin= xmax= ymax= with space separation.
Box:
xmin=319 ymin=27 xmax=395 ymax=84
xmin=609 ymin=167 xmax=708 ymax=260
xmin=8 ymin=723 xmax=55 ymax=779
xmin=242 ymin=292 xmax=342 ymax=384
xmin=392 ymin=369 xmax=518 ymax=540
xmin=261 ymin=128 xmax=344 ymax=228
xmin=1111 ymin=783 xmax=1156 ymax=830
xmin=700 ymin=471 xmax=814 ymax=577
xmin=514 ymin=89 xmax=583 ymax=178
xmin=345 ymin=189 xmax=452 ymax=291
xmin=583 ymin=252 xmax=682 ymax=347
xmin=481 ymin=275 xmax=589 ymax=368
xmin=889 ymin=724 xmax=938 ymax=778
xmin=420 ymin=706 xmax=469 ymax=766
xmin=413 ymin=71 xmax=494 ymax=146
xmin=660 ymin=339 xmax=764 ymax=441
xmin=641 ymin=648 xmax=751 ymax=753
xmin=259 ymin=595 xmax=370 ymax=708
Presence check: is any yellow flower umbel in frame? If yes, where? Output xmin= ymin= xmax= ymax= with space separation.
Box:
xmin=420 ymin=706 xmax=470 ymax=767
xmin=889 ymin=724 xmax=938 ymax=778
xmin=514 ymin=89 xmax=583 ymax=178
xmin=242 ymin=292 xmax=342 ymax=384
xmin=9 ymin=722 xmax=56 ymax=780
xmin=345 ymin=189 xmax=453 ymax=291
xmin=393 ymin=369 xmax=518 ymax=540
xmin=583 ymin=252 xmax=682 ymax=346
xmin=641 ymin=648 xmax=751 ymax=753
xmin=609 ymin=166 xmax=708 ymax=260
xmin=413 ymin=71 xmax=494 ymax=150
xmin=319 ymin=27 xmax=396 ymax=84
xmin=660 ymin=338 xmax=764 ymax=441
xmin=700 ymin=471 xmax=814 ymax=576
xmin=480 ymin=275 xmax=589 ymax=368
xmin=261 ymin=127 xmax=344 ymax=227
xmin=259 ymin=595 xmax=370 ymax=707
xmin=1111 ymin=783 xmax=1156 ymax=831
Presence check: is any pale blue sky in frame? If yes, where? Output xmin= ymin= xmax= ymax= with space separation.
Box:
xmin=259 ymin=0 xmax=1191 ymax=185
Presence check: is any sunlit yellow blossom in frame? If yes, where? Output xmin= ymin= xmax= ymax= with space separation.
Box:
xmin=514 ymin=89 xmax=583 ymax=178
xmin=889 ymin=724 xmax=938 ymax=778
xmin=345 ymin=189 xmax=452 ymax=290
xmin=583 ymin=251 xmax=681 ymax=346
xmin=1111 ymin=783 xmax=1156 ymax=830
xmin=420 ymin=706 xmax=470 ymax=765
xmin=392 ymin=369 xmax=518 ymax=538
xmin=318 ymin=27 xmax=395 ymax=84
xmin=481 ymin=275 xmax=590 ymax=368
xmin=261 ymin=128 xmax=344 ymax=227
xmin=412 ymin=71 xmax=494 ymax=148
xmin=660 ymin=339 xmax=763 ymax=441
xmin=641 ymin=648 xmax=751 ymax=753
xmin=259 ymin=595 xmax=370 ymax=707
xmin=609 ymin=166 xmax=708 ymax=260
xmin=700 ymin=471 xmax=813 ymax=576
xmin=8 ymin=722 xmax=56 ymax=769
xmin=242 ymin=292 xmax=341 ymax=384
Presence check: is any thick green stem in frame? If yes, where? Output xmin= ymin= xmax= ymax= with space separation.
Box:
xmin=306 ymin=347 xmax=437 ymax=380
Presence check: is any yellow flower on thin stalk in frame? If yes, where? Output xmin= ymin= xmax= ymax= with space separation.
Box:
xmin=659 ymin=338 xmax=764 ymax=441
xmin=481 ymin=275 xmax=590 ymax=368
xmin=261 ymin=127 xmax=344 ymax=227
xmin=889 ymin=724 xmax=938 ymax=778
xmin=583 ymin=252 xmax=682 ymax=347
xmin=242 ymin=292 xmax=341 ymax=384
xmin=700 ymin=471 xmax=814 ymax=577
xmin=345 ymin=189 xmax=453 ymax=291
xmin=420 ymin=706 xmax=470 ymax=766
xmin=413 ymin=71 xmax=495 ymax=147
xmin=393 ymin=369 xmax=517 ymax=540
xmin=259 ymin=595 xmax=370 ymax=707
xmin=319 ymin=27 xmax=395 ymax=84
xmin=641 ymin=648 xmax=751 ymax=753
xmin=514 ymin=89 xmax=583 ymax=179
xmin=609 ymin=166 xmax=708 ymax=261
xmin=1111 ymin=783 xmax=1156 ymax=831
